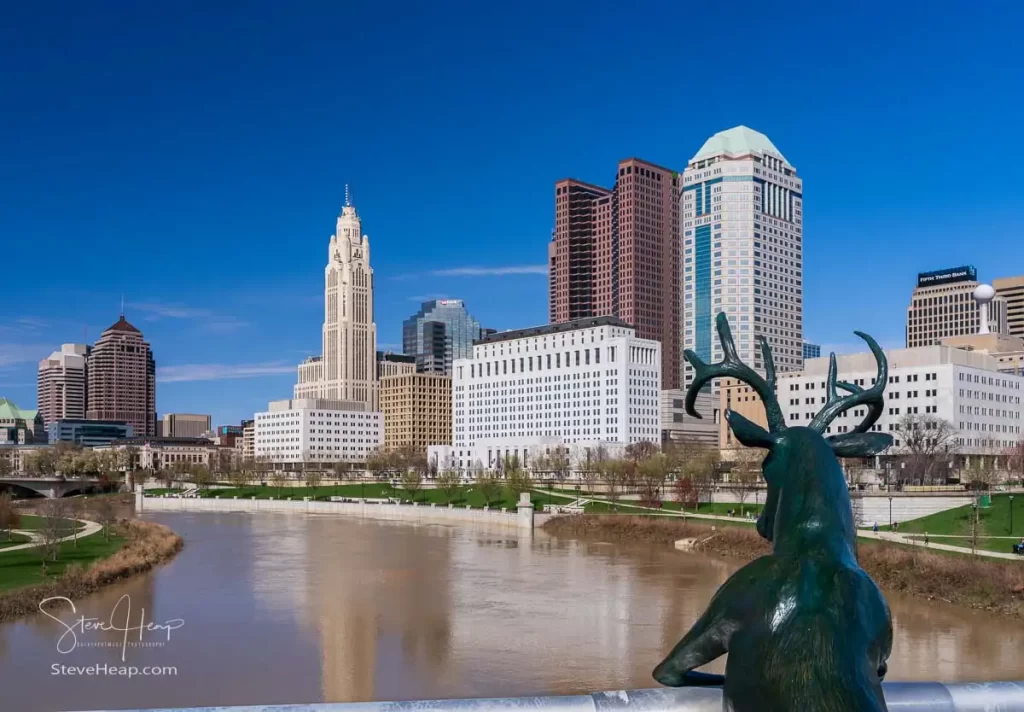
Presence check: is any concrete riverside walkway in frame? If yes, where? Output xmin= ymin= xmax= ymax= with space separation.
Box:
xmin=539 ymin=489 xmax=1024 ymax=562
xmin=0 ymin=518 xmax=103 ymax=554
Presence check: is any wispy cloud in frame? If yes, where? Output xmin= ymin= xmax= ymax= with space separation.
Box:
xmin=157 ymin=361 xmax=296 ymax=383
xmin=0 ymin=343 xmax=50 ymax=367
xmin=429 ymin=265 xmax=548 ymax=277
xmin=126 ymin=302 xmax=249 ymax=333
xmin=391 ymin=264 xmax=548 ymax=281
xmin=15 ymin=317 xmax=49 ymax=329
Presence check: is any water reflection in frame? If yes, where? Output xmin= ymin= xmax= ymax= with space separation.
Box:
xmin=0 ymin=512 xmax=1021 ymax=712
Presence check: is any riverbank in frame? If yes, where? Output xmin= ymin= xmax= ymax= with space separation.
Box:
xmin=543 ymin=515 xmax=1024 ymax=618
xmin=0 ymin=519 xmax=183 ymax=623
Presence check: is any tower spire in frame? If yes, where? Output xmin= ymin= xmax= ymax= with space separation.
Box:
xmin=120 ymin=294 xmax=124 ymax=318
xmin=344 ymin=184 xmax=351 ymax=208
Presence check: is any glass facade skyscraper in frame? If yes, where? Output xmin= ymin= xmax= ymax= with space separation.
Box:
xmin=402 ymin=300 xmax=485 ymax=375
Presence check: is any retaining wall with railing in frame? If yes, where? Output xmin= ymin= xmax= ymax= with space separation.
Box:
xmin=138 ymin=491 xmax=549 ymax=530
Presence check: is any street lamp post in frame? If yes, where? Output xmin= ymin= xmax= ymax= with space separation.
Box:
xmin=1010 ymin=495 xmax=1015 ymax=536
xmin=888 ymin=496 xmax=893 ymax=529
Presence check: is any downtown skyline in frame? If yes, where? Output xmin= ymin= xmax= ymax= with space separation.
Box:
xmin=3 ymin=2 xmax=1023 ymax=426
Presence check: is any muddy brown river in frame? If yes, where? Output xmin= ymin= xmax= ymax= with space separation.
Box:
xmin=0 ymin=512 xmax=1021 ymax=711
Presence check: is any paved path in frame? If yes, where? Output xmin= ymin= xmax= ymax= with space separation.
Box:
xmin=537 ymin=489 xmax=1024 ymax=562
xmin=0 ymin=518 xmax=103 ymax=554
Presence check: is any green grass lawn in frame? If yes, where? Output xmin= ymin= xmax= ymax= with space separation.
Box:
xmin=889 ymin=494 xmax=1024 ymax=538
xmin=15 ymin=515 xmax=85 ymax=534
xmin=902 ymin=533 xmax=1024 ymax=556
xmin=182 ymin=483 xmax=548 ymax=510
xmin=0 ymin=533 xmax=31 ymax=549
xmin=0 ymin=530 xmax=125 ymax=592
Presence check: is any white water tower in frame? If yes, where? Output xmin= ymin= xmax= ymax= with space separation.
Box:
xmin=973 ymin=284 xmax=996 ymax=335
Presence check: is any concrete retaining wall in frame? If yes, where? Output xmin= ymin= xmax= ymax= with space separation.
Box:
xmin=854 ymin=495 xmax=972 ymax=527
xmin=139 ymin=494 xmax=551 ymax=530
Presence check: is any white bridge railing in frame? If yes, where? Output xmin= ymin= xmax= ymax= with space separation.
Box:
xmin=72 ymin=682 xmax=1024 ymax=712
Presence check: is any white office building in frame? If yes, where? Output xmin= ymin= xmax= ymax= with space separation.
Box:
xmin=682 ymin=126 xmax=803 ymax=389
xmin=254 ymin=398 xmax=383 ymax=468
xmin=431 ymin=316 xmax=661 ymax=473
xmin=778 ymin=346 xmax=1024 ymax=458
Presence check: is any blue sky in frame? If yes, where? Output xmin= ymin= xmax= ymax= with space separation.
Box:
xmin=2 ymin=1 xmax=1022 ymax=426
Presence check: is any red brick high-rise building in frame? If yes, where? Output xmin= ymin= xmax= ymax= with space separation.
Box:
xmin=86 ymin=315 xmax=156 ymax=436
xmin=549 ymin=158 xmax=680 ymax=388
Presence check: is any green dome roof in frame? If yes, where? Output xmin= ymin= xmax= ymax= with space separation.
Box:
xmin=691 ymin=125 xmax=790 ymax=166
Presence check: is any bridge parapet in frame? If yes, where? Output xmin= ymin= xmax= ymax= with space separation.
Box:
xmin=71 ymin=682 xmax=1024 ymax=712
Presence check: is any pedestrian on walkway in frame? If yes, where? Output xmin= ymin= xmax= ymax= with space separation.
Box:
xmin=872 ymin=521 xmax=878 ymax=533
xmin=924 ymin=531 xmax=929 ymax=547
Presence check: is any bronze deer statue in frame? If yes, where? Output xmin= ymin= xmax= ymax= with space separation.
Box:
xmin=653 ymin=313 xmax=894 ymax=712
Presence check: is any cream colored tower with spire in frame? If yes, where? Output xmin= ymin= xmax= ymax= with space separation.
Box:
xmin=295 ymin=188 xmax=379 ymax=409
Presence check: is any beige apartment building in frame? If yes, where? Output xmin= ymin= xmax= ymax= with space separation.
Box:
xmin=162 ymin=413 xmax=212 ymax=438
xmin=906 ymin=266 xmax=1008 ymax=347
xmin=379 ymin=373 xmax=451 ymax=452
xmin=994 ymin=275 xmax=1024 ymax=339
xmin=718 ymin=378 xmax=769 ymax=456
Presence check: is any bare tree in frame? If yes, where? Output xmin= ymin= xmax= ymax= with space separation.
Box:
xmin=0 ymin=456 xmax=12 ymax=478
xmin=192 ymin=464 xmax=213 ymax=491
xmin=304 ymin=468 xmax=323 ymax=499
xmin=0 ymin=492 xmax=21 ymax=540
xmin=895 ymin=413 xmax=957 ymax=485
xmin=271 ymin=470 xmax=288 ymax=498
xmin=1006 ymin=439 xmax=1024 ymax=485
xmin=94 ymin=496 xmax=118 ymax=541
xmin=228 ymin=461 xmax=248 ymax=492
xmin=604 ymin=459 xmax=627 ymax=510
xmin=37 ymin=498 xmax=70 ymax=569
xmin=674 ymin=475 xmax=698 ymax=511
xmin=548 ymin=446 xmax=571 ymax=487
xmin=437 ymin=469 xmax=462 ymax=504
xmin=475 ymin=468 xmax=499 ymax=509
xmin=731 ymin=447 xmax=763 ymax=515
xmin=965 ymin=456 xmax=1000 ymax=491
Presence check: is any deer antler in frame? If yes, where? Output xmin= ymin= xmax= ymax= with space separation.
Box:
xmin=684 ymin=312 xmax=786 ymax=433
xmin=809 ymin=332 xmax=887 ymax=434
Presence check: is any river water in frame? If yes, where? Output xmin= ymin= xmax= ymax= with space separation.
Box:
xmin=1 ymin=512 xmax=1022 ymax=711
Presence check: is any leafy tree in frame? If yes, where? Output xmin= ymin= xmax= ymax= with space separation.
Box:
xmin=505 ymin=465 xmax=533 ymax=499
xmin=674 ymin=476 xmax=698 ymax=510
xmin=437 ymin=469 xmax=462 ymax=504
xmin=192 ymin=464 xmax=213 ymax=490
xmin=401 ymin=469 xmax=423 ymax=502
xmin=637 ymin=453 xmax=669 ymax=508
xmin=475 ymin=468 xmax=499 ymax=509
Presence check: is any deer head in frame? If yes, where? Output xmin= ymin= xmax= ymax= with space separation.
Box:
xmin=685 ymin=313 xmax=892 ymax=554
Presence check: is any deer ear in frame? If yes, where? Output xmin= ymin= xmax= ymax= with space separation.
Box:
xmin=826 ymin=432 xmax=893 ymax=457
xmin=725 ymin=410 xmax=774 ymax=450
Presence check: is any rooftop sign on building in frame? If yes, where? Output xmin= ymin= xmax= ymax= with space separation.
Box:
xmin=917 ymin=265 xmax=977 ymax=288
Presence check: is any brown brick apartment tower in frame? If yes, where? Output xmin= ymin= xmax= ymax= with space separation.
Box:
xmin=86 ymin=315 xmax=157 ymax=436
xmin=549 ymin=159 xmax=680 ymax=388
